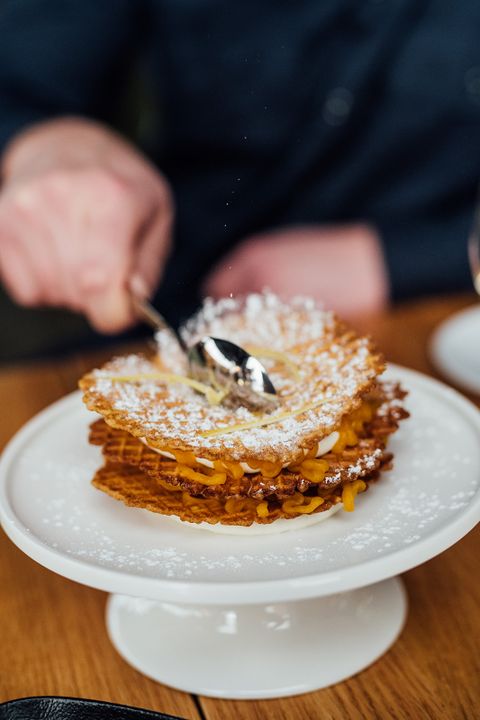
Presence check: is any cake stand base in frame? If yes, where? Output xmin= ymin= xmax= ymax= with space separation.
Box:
xmin=106 ymin=577 xmax=407 ymax=700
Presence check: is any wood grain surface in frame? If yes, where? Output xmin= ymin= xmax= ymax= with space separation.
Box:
xmin=0 ymin=294 xmax=478 ymax=720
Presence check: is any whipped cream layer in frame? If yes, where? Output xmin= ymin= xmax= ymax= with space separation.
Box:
xmin=140 ymin=430 xmax=340 ymax=474
xmin=165 ymin=502 xmax=342 ymax=535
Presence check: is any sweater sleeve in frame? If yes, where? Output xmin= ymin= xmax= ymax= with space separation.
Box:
xmin=378 ymin=206 xmax=475 ymax=300
xmin=0 ymin=0 xmax=141 ymax=156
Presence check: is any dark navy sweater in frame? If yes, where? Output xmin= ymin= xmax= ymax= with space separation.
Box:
xmin=1 ymin=0 xmax=479 ymax=323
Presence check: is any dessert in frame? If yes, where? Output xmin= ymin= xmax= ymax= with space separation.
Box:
xmin=80 ymin=293 xmax=408 ymax=534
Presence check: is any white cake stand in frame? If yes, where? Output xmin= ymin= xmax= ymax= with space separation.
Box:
xmin=0 ymin=365 xmax=479 ymax=700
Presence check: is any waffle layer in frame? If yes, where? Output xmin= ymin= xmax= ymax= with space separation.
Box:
xmin=92 ymin=461 xmax=390 ymax=526
xmin=80 ymin=294 xmax=385 ymax=466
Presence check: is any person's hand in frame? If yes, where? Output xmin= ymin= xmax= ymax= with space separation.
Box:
xmin=204 ymin=224 xmax=389 ymax=318
xmin=0 ymin=118 xmax=173 ymax=332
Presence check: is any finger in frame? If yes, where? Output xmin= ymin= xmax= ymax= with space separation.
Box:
xmin=80 ymin=244 xmax=136 ymax=334
xmin=0 ymin=231 xmax=43 ymax=306
xmin=104 ymin=198 xmax=173 ymax=331
xmin=39 ymin=207 xmax=87 ymax=311
xmin=130 ymin=195 xmax=173 ymax=299
xmin=67 ymin=192 xmax=150 ymax=330
xmin=0 ymin=189 xmax=73 ymax=307
xmin=78 ymin=209 xmax=150 ymax=333
xmin=18 ymin=209 xmax=73 ymax=307
xmin=39 ymin=172 xmax=134 ymax=310
xmin=83 ymin=282 xmax=135 ymax=334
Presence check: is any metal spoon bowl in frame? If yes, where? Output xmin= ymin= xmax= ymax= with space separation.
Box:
xmin=188 ymin=336 xmax=278 ymax=409
xmin=131 ymin=295 xmax=278 ymax=409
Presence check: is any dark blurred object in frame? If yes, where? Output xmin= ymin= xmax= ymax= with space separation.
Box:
xmin=0 ymin=284 xmax=148 ymax=363
xmin=0 ymin=284 xmax=93 ymax=361
xmin=0 ymin=696 xmax=186 ymax=720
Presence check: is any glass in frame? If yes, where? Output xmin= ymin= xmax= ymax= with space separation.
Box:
xmin=468 ymin=192 xmax=480 ymax=295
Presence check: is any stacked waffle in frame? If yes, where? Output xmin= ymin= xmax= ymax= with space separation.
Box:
xmin=80 ymin=293 xmax=408 ymax=534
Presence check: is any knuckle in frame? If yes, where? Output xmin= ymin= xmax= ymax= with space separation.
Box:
xmin=90 ymin=169 xmax=130 ymax=204
xmin=12 ymin=284 xmax=41 ymax=307
xmin=44 ymin=167 xmax=131 ymax=207
xmin=93 ymin=177 xmax=139 ymax=234
xmin=77 ymin=264 xmax=109 ymax=291
xmin=41 ymin=168 xmax=76 ymax=197
xmin=1 ymin=184 xmax=42 ymax=218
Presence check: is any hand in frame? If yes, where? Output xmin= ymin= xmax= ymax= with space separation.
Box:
xmin=0 ymin=118 xmax=173 ymax=333
xmin=203 ymin=224 xmax=389 ymax=318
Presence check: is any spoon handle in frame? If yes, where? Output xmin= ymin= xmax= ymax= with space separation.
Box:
xmin=130 ymin=294 xmax=188 ymax=353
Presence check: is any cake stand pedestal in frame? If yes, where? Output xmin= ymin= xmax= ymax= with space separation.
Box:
xmin=106 ymin=578 xmax=406 ymax=698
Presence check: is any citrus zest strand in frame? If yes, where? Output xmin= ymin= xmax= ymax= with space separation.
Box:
xmin=106 ymin=372 xmax=226 ymax=405
xmin=200 ymin=397 xmax=333 ymax=438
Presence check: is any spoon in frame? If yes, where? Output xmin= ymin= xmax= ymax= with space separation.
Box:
xmin=131 ymin=294 xmax=278 ymax=410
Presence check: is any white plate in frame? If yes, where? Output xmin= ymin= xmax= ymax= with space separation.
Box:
xmin=430 ymin=304 xmax=480 ymax=395
xmin=0 ymin=364 xmax=479 ymax=605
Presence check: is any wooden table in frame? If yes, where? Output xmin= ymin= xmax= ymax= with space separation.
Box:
xmin=0 ymin=294 xmax=478 ymax=720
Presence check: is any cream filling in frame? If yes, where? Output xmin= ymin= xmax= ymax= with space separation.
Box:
xmin=164 ymin=502 xmax=342 ymax=535
xmin=139 ymin=431 xmax=339 ymax=473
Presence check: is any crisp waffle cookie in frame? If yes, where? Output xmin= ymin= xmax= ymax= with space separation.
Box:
xmin=92 ymin=461 xmax=390 ymax=526
xmin=81 ymin=292 xmax=409 ymax=529
xmin=89 ymin=382 xmax=405 ymax=501
xmin=80 ymin=293 xmax=385 ymax=466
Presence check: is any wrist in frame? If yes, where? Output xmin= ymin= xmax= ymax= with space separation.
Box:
xmin=346 ymin=224 xmax=390 ymax=309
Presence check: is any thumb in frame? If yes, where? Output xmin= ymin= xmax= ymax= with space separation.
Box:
xmin=82 ymin=203 xmax=173 ymax=334
xmin=79 ymin=257 xmax=135 ymax=334
xmin=131 ymin=201 xmax=173 ymax=300
xmin=84 ymin=277 xmax=135 ymax=334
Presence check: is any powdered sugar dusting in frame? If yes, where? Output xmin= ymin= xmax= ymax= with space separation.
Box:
xmin=182 ymin=292 xmax=330 ymax=350
xmin=81 ymin=292 xmax=383 ymax=463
